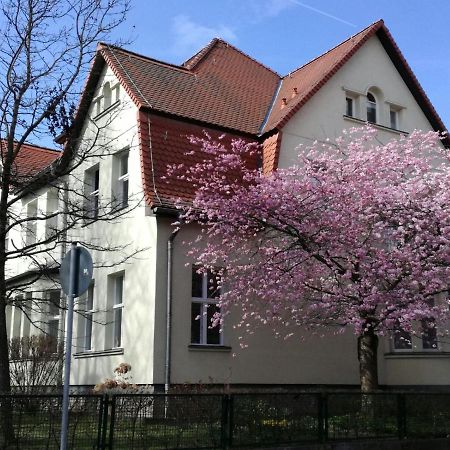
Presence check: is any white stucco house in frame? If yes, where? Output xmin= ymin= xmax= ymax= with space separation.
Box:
xmin=6 ymin=19 xmax=450 ymax=391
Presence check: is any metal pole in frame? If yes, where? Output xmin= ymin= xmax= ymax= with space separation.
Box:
xmin=60 ymin=242 xmax=79 ymax=450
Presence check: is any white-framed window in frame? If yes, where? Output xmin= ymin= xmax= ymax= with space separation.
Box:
xmin=84 ymin=165 xmax=100 ymax=220
xmin=113 ymin=150 xmax=129 ymax=209
xmin=393 ymin=323 xmax=412 ymax=350
xmin=25 ymin=200 xmax=38 ymax=246
xmin=22 ymin=293 xmax=32 ymax=339
xmin=367 ymin=92 xmax=377 ymax=123
xmin=390 ymin=107 xmax=399 ymax=129
xmin=12 ymin=296 xmax=23 ymax=338
xmin=191 ymin=266 xmax=222 ymax=346
xmin=47 ymin=290 xmax=61 ymax=353
xmin=92 ymin=83 xmax=120 ymax=117
xmin=421 ymin=319 xmax=438 ymax=350
xmin=83 ymin=284 xmax=95 ymax=351
xmin=346 ymin=97 xmax=354 ymax=117
xmin=45 ymin=189 xmax=59 ymax=239
xmin=107 ymin=273 xmax=124 ymax=349
xmin=103 ymin=82 xmax=112 ymax=110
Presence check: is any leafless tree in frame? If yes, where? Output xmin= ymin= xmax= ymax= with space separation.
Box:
xmin=0 ymin=0 xmax=135 ymax=418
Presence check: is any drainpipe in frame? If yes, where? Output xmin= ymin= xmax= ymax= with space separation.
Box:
xmin=164 ymin=223 xmax=180 ymax=394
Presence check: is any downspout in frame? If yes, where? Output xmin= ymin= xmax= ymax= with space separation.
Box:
xmin=164 ymin=219 xmax=180 ymax=394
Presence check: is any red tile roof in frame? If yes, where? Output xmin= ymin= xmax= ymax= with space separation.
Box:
xmin=76 ymin=20 xmax=449 ymax=208
xmin=262 ymin=20 xmax=449 ymax=139
xmin=138 ymin=112 xmax=256 ymax=207
xmin=261 ymin=21 xmax=381 ymax=132
xmin=1 ymin=141 xmax=60 ymax=183
xmin=99 ymin=40 xmax=280 ymax=135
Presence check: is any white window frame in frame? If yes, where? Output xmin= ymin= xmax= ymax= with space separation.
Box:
xmin=389 ymin=107 xmax=399 ymax=130
xmin=85 ymin=165 xmax=100 ymax=220
xmin=47 ymin=290 xmax=61 ymax=353
xmin=83 ymin=284 xmax=95 ymax=351
xmin=191 ymin=267 xmax=223 ymax=346
xmin=113 ymin=150 xmax=129 ymax=210
xmin=45 ymin=189 xmax=59 ymax=240
xmin=25 ymin=200 xmax=38 ymax=246
xmin=107 ymin=273 xmax=124 ymax=349
xmin=367 ymin=92 xmax=377 ymax=123
xmin=103 ymin=82 xmax=112 ymax=110
xmin=345 ymin=97 xmax=354 ymax=117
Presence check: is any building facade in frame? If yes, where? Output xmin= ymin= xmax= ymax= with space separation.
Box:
xmin=6 ymin=20 xmax=450 ymax=390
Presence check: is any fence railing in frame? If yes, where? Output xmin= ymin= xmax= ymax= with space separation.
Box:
xmin=1 ymin=392 xmax=450 ymax=449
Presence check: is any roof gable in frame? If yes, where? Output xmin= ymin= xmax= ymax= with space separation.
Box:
xmin=262 ymin=20 xmax=448 ymax=145
xmin=99 ymin=40 xmax=280 ymax=135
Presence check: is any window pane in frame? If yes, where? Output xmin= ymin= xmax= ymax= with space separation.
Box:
xmin=346 ymin=97 xmax=353 ymax=116
xmin=93 ymin=169 xmax=100 ymax=191
xmin=85 ymin=313 xmax=93 ymax=350
xmin=49 ymin=291 xmax=60 ymax=316
xmin=367 ymin=104 xmax=376 ymax=123
xmin=206 ymin=304 xmax=221 ymax=345
xmin=390 ymin=110 xmax=397 ymax=129
xmin=191 ymin=302 xmax=201 ymax=344
xmin=422 ymin=320 xmax=438 ymax=349
xmin=191 ymin=267 xmax=203 ymax=297
xmin=48 ymin=319 xmax=59 ymax=353
xmin=393 ymin=327 xmax=412 ymax=349
xmin=86 ymin=285 xmax=94 ymax=311
xmin=114 ymin=307 xmax=122 ymax=347
xmin=120 ymin=153 xmax=128 ymax=176
xmin=121 ymin=179 xmax=129 ymax=207
xmin=115 ymin=276 xmax=123 ymax=305
xmin=207 ymin=269 xmax=220 ymax=298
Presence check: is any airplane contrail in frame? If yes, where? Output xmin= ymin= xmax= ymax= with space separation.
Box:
xmin=289 ymin=0 xmax=357 ymax=27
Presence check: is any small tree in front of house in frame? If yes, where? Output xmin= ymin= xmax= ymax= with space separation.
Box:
xmin=8 ymin=335 xmax=63 ymax=393
xmin=174 ymin=126 xmax=450 ymax=392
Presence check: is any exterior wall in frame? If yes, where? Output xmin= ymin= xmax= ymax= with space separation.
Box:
xmin=278 ymin=36 xmax=436 ymax=168
xmin=153 ymin=221 xmax=360 ymax=387
xmin=276 ymin=35 xmax=449 ymax=386
xmin=69 ymin=66 xmax=159 ymax=387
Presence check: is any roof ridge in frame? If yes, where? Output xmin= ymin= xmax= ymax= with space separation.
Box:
xmin=215 ymin=39 xmax=281 ymax=77
xmin=98 ymin=42 xmax=193 ymax=74
xmin=1 ymin=139 xmax=59 ymax=153
xmin=184 ymin=37 xmax=281 ymax=77
xmin=182 ymin=38 xmax=219 ymax=70
xmin=284 ymin=19 xmax=383 ymax=79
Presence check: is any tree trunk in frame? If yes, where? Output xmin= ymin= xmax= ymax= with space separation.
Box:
xmin=358 ymin=330 xmax=379 ymax=393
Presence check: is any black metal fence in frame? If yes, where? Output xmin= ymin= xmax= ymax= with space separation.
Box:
xmin=1 ymin=392 xmax=450 ymax=449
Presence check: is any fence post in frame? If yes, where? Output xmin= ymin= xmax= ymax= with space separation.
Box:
xmin=98 ymin=395 xmax=110 ymax=450
xmin=108 ymin=396 xmax=117 ymax=450
xmin=221 ymin=394 xmax=229 ymax=449
xmin=221 ymin=394 xmax=234 ymax=449
xmin=397 ymin=393 xmax=406 ymax=440
xmin=96 ymin=396 xmax=104 ymax=449
xmin=317 ymin=393 xmax=328 ymax=443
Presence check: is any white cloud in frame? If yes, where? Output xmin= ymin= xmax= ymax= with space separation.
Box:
xmin=171 ymin=15 xmax=237 ymax=58
xmin=264 ymin=0 xmax=295 ymax=17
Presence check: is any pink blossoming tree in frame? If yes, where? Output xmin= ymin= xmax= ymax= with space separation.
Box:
xmin=174 ymin=127 xmax=450 ymax=392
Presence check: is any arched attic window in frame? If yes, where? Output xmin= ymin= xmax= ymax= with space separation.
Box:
xmin=103 ymin=82 xmax=112 ymax=110
xmin=366 ymin=92 xmax=377 ymax=123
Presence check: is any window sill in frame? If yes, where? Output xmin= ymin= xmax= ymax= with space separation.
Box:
xmin=188 ymin=345 xmax=231 ymax=352
xmin=385 ymin=352 xmax=450 ymax=359
xmin=92 ymin=100 xmax=121 ymax=121
xmin=343 ymin=115 xmax=408 ymax=135
xmin=74 ymin=348 xmax=124 ymax=359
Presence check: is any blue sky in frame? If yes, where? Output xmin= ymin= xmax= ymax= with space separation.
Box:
xmin=113 ymin=0 xmax=450 ymax=129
